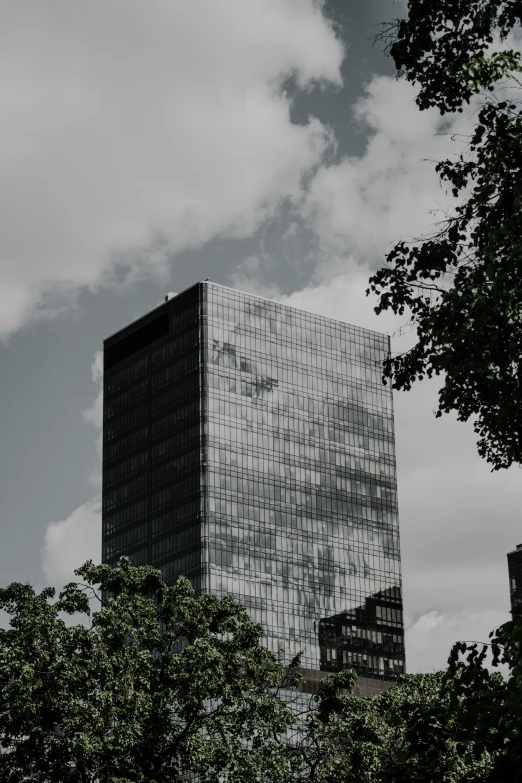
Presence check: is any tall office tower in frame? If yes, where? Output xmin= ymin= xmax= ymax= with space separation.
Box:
xmin=508 ymin=544 xmax=522 ymax=613
xmin=102 ymin=281 xmax=405 ymax=696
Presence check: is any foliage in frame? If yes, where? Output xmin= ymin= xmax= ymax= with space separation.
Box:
xmin=2 ymin=558 xmax=521 ymax=781
xmin=388 ymin=610 xmax=522 ymax=783
xmin=292 ymin=612 xmax=522 ymax=782
xmin=293 ymin=669 xmax=499 ymax=782
xmin=367 ymin=0 xmax=522 ymax=469
xmin=0 ymin=557 xmax=297 ymax=782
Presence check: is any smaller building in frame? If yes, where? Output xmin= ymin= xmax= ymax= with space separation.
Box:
xmin=319 ymin=585 xmax=405 ymax=682
xmin=508 ymin=544 xmax=522 ymax=614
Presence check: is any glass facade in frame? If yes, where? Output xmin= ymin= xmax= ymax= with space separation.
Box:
xmin=102 ymin=281 xmax=405 ymax=685
xmin=508 ymin=544 xmax=522 ymax=613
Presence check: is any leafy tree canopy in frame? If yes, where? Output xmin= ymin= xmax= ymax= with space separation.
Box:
xmin=0 ymin=557 xmax=298 ymax=782
xmin=2 ymin=558 xmax=522 ymax=781
xmin=293 ymin=612 xmax=522 ymax=782
xmin=368 ymin=0 xmax=522 ymax=470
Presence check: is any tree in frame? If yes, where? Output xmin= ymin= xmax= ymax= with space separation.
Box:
xmin=386 ymin=610 xmax=522 ymax=783
xmin=0 ymin=557 xmax=298 ymax=782
xmin=4 ymin=557 xmax=520 ymax=781
xmin=292 ymin=611 xmax=522 ymax=782
xmin=367 ymin=0 xmax=522 ymax=470
xmin=293 ymin=667 xmax=500 ymax=782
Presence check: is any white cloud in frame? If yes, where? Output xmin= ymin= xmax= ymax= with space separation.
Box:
xmin=82 ymin=351 xmax=103 ymax=432
xmin=298 ymin=21 xmax=522 ymax=282
xmin=41 ymin=496 xmax=101 ymax=587
xmin=300 ymin=74 xmax=475 ymax=281
xmin=42 ymin=349 xmax=105 ymax=587
xmin=230 ymin=247 xmax=283 ymax=299
xmin=0 ymin=281 xmax=41 ymax=338
xmin=279 ymin=264 xmax=410 ymax=338
xmin=0 ymin=0 xmax=343 ymax=338
xmin=406 ymin=609 xmax=511 ymax=679
xmin=81 ymin=351 xmax=104 ymax=488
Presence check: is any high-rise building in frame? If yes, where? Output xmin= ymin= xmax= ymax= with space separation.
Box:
xmin=102 ymin=281 xmax=405 ymax=696
xmin=508 ymin=544 xmax=522 ymax=613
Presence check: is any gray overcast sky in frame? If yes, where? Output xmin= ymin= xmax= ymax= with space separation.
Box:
xmin=1 ymin=0 xmax=521 ymax=675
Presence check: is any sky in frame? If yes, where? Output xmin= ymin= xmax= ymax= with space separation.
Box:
xmin=2 ymin=0 xmax=522 ymax=677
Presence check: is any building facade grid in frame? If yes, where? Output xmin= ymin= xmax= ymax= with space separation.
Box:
xmin=102 ymin=281 xmax=405 ymax=682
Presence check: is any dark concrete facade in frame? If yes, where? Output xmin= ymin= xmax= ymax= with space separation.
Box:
xmin=508 ymin=544 xmax=522 ymax=614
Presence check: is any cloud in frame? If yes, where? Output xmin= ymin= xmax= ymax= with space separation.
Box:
xmin=81 ymin=351 xmax=104 ymax=487
xmin=278 ymin=264 xmax=409 ymax=337
xmin=0 ymin=0 xmax=343 ymax=338
xmin=229 ymin=247 xmax=283 ymax=299
xmin=406 ymin=608 xmax=511 ymax=679
xmin=41 ymin=496 xmax=101 ymax=587
xmin=296 ymin=22 xmax=522 ymax=283
xmin=82 ymin=351 xmax=103 ymax=432
xmin=299 ymin=75 xmax=473 ymax=281
xmin=41 ymin=352 xmax=104 ymax=586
